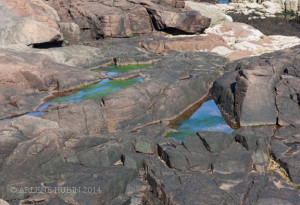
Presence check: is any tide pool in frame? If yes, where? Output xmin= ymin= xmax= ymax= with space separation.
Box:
xmin=51 ymin=77 xmax=142 ymax=103
xmin=1 ymin=64 xmax=148 ymax=120
xmin=166 ymin=99 xmax=233 ymax=141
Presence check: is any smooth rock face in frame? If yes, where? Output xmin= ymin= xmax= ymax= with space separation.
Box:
xmin=138 ymin=0 xmax=210 ymax=34
xmin=0 ymin=199 xmax=9 ymax=205
xmin=212 ymin=45 xmax=300 ymax=126
xmin=185 ymin=1 xmax=233 ymax=27
xmin=140 ymin=33 xmax=230 ymax=54
xmin=11 ymin=115 xmax=59 ymax=139
xmin=0 ymin=0 xmax=62 ymax=46
xmin=237 ymin=69 xmax=278 ymax=126
xmin=58 ymin=22 xmax=81 ymax=45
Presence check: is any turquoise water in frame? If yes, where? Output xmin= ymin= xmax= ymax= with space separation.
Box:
xmin=0 ymin=65 xmax=147 ymax=120
xmin=33 ymin=77 xmax=143 ymax=114
xmin=218 ymin=0 xmax=228 ymax=4
xmin=51 ymin=77 xmax=142 ymax=103
xmin=31 ymin=66 xmax=147 ymax=114
xmin=166 ymin=100 xmax=233 ymax=141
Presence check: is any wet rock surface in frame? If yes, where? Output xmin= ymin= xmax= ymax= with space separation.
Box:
xmin=0 ymin=0 xmax=300 ymax=204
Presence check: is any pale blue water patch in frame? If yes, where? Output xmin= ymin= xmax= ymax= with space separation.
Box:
xmin=166 ymin=100 xmax=233 ymax=141
xmin=26 ymin=112 xmax=45 ymax=117
xmin=37 ymin=102 xmax=52 ymax=112
xmin=0 ymin=118 xmax=12 ymax=121
xmin=218 ymin=0 xmax=228 ymax=4
xmin=107 ymin=71 xmax=119 ymax=76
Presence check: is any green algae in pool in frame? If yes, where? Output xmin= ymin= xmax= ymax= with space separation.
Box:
xmin=93 ymin=64 xmax=153 ymax=75
xmin=1 ymin=66 xmax=146 ymax=120
xmin=52 ymin=77 xmax=142 ymax=103
xmin=166 ymin=99 xmax=233 ymax=141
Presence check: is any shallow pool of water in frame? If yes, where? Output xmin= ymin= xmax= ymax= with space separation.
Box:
xmin=166 ymin=99 xmax=233 ymax=141
xmin=52 ymin=77 xmax=142 ymax=103
xmin=1 ymin=64 xmax=149 ymax=120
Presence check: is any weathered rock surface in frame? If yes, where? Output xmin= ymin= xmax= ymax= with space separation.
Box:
xmin=0 ymin=0 xmax=62 ymax=46
xmin=11 ymin=115 xmax=59 ymax=139
xmin=271 ymin=125 xmax=300 ymax=185
xmin=1 ymin=116 xmax=299 ymax=204
xmin=43 ymin=0 xmax=153 ymax=40
xmin=140 ymin=33 xmax=230 ymax=54
xmin=42 ymin=0 xmax=210 ymax=40
xmin=0 ymin=3 xmax=300 ymax=203
xmin=234 ymin=126 xmax=273 ymax=172
xmin=0 ymin=128 xmax=142 ymax=204
xmin=58 ymin=22 xmax=81 ymax=46
xmin=206 ymin=22 xmax=300 ymax=60
xmin=144 ymin=155 xmax=300 ymax=204
xmin=139 ymin=23 xmax=300 ymax=60
xmin=136 ymin=0 xmax=210 ymax=34
xmin=0 ymin=46 xmax=99 ymax=119
xmin=41 ymin=52 xmax=226 ymax=134
xmin=224 ymin=1 xmax=299 ymax=14
xmin=0 ymin=41 xmax=161 ymax=120
xmin=212 ymin=45 xmax=300 ymax=126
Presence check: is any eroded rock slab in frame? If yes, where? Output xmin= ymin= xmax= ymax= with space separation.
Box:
xmin=212 ymin=45 xmax=300 ymax=127
xmin=271 ymin=125 xmax=300 ymax=185
xmin=135 ymin=0 xmax=210 ymax=34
